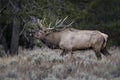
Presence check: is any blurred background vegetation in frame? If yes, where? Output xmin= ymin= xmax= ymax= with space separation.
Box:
xmin=0 ymin=0 xmax=120 ymax=55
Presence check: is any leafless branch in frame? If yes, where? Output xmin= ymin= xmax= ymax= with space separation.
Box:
xmin=9 ymin=0 xmax=20 ymax=12
xmin=0 ymin=7 xmax=5 ymax=14
xmin=19 ymin=24 xmax=27 ymax=36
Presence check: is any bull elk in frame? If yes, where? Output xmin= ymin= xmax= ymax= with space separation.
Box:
xmin=33 ymin=17 xmax=110 ymax=60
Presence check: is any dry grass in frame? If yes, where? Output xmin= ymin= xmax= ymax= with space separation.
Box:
xmin=0 ymin=47 xmax=120 ymax=80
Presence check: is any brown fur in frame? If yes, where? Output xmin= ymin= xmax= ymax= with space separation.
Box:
xmin=34 ymin=28 xmax=110 ymax=60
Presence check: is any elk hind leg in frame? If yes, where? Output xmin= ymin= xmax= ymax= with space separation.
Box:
xmin=101 ymin=48 xmax=111 ymax=56
xmin=94 ymin=51 xmax=102 ymax=60
xmin=93 ymin=47 xmax=102 ymax=60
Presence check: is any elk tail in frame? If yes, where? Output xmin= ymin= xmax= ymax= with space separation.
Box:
xmin=101 ymin=33 xmax=108 ymax=49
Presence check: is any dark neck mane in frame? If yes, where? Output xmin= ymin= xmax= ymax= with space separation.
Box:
xmin=40 ymin=37 xmax=59 ymax=49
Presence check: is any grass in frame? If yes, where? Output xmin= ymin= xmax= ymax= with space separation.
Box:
xmin=0 ymin=47 xmax=120 ymax=80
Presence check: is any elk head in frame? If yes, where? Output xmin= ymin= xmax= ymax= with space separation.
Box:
xmin=33 ymin=16 xmax=74 ymax=39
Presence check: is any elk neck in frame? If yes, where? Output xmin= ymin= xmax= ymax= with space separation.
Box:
xmin=40 ymin=34 xmax=59 ymax=49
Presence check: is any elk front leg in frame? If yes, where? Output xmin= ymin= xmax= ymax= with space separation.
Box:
xmin=68 ymin=50 xmax=77 ymax=62
xmin=60 ymin=49 xmax=68 ymax=56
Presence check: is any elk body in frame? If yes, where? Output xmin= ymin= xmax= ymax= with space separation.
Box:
xmin=33 ymin=17 xmax=110 ymax=60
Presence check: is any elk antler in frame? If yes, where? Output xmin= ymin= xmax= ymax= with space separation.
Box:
xmin=47 ymin=16 xmax=74 ymax=30
xmin=37 ymin=16 xmax=74 ymax=32
xmin=37 ymin=19 xmax=47 ymax=31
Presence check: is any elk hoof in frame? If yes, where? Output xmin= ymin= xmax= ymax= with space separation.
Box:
xmin=107 ymin=53 xmax=111 ymax=56
xmin=60 ymin=53 xmax=64 ymax=56
xmin=60 ymin=53 xmax=66 ymax=56
xmin=97 ymin=57 xmax=102 ymax=60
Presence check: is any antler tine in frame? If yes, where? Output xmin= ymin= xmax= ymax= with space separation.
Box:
xmin=48 ymin=22 xmax=52 ymax=28
xmin=47 ymin=16 xmax=74 ymax=31
xmin=37 ymin=19 xmax=46 ymax=30
xmin=38 ymin=16 xmax=73 ymax=31
xmin=42 ymin=18 xmax=50 ymax=30
xmin=55 ymin=16 xmax=68 ymax=28
xmin=47 ymin=19 xmax=63 ymax=30
xmin=47 ymin=22 xmax=54 ymax=30
xmin=55 ymin=19 xmax=62 ymax=25
xmin=60 ymin=16 xmax=68 ymax=24
xmin=57 ymin=21 xmax=74 ymax=30
xmin=42 ymin=18 xmax=46 ymax=25
xmin=66 ymin=20 xmax=74 ymax=27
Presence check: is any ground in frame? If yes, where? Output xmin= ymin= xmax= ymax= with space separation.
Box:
xmin=0 ymin=47 xmax=120 ymax=80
